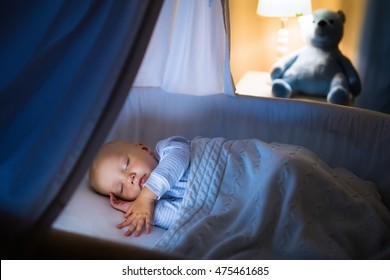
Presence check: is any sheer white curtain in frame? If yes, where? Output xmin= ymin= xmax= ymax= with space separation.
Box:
xmin=134 ymin=0 xmax=227 ymax=95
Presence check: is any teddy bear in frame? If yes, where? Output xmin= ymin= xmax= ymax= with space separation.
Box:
xmin=270 ymin=9 xmax=361 ymax=105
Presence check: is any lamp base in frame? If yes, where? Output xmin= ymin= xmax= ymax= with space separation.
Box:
xmin=276 ymin=17 xmax=289 ymax=58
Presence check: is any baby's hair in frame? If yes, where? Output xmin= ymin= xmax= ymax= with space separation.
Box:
xmin=88 ymin=151 xmax=105 ymax=195
xmin=88 ymin=160 xmax=99 ymax=193
xmin=88 ymin=140 xmax=129 ymax=195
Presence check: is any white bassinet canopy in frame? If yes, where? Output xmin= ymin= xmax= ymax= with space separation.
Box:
xmin=133 ymin=0 xmax=233 ymax=95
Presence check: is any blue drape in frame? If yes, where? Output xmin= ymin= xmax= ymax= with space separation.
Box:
xmin=0 ymin=0 xmax=162 ymax=243
xmin=356 ymin=0 xmax=390 ymax=114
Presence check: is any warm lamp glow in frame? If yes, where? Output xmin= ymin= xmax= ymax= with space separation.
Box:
xmin=257 ymin=0 xmax=312 ymax=58
xmin=257 ymin=0 xmax=312 ymax=18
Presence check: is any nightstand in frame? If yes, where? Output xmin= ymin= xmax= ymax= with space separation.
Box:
xmin=235 ymin=71 xmax=328 ymax=103
xmin=235 ymin=71 xmax=272 ymax=98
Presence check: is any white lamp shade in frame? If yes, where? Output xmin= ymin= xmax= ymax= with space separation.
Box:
xmin=257 ymin=0 xmax=312 ymax=17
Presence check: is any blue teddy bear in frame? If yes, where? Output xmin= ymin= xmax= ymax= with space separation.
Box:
xmin=270 ymin=9 xmax=361 ymax=105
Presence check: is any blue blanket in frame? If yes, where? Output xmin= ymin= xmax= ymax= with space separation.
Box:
xmin=154 ymin=137 xmax=390 ymax=259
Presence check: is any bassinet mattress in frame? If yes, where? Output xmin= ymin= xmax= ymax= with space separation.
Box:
xmin=51 ymin=174 xmax=166 ymax=249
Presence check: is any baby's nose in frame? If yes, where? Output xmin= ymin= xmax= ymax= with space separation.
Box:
xmin=127 ymin=173 xmax=136 ymax=184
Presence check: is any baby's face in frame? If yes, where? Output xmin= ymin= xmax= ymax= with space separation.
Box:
xmin=94 ymin=142 xmax=158 ymax=201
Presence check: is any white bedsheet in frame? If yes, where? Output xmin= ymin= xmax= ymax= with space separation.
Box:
xmin=52 ymin=174 xmax=166 ymax=249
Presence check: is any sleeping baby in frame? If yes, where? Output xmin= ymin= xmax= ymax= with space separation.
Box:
xmin=88 ymin=136 xmax=190 ymax=237
xmin=89 ymin=135 xmax=390 ymax=259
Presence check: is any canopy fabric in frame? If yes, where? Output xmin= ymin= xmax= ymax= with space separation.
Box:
xmin=0 ymin=0 xmax=163 ymax=243
xmin=134 ymin=0 xmax=232 ymax=95
xmin=356 ymin=0 xmax=390 ymax=114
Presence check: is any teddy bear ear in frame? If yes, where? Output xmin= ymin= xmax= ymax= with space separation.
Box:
xmin=337 ymin=10 xmax=346 ymax=23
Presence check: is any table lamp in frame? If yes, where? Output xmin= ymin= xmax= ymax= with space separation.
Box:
xmin=257 ymin=0 xmax=312 ymax=57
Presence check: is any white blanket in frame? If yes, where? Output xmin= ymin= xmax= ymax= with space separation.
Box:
xmin=154 ymin=137 xmax=390 ymax=259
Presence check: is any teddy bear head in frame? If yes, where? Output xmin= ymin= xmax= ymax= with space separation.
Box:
xmin=304 ymin=9 xmax=346 ymax=49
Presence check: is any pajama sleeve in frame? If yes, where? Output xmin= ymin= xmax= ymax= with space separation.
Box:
xmin=144 ymin=136 xmax=190 ymax=199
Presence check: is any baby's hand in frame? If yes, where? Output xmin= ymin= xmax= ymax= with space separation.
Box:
xmin=117 ymin=187 xmax=157 ymax=237
xmin=109 ymin=193 xmax=133 ymax=213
